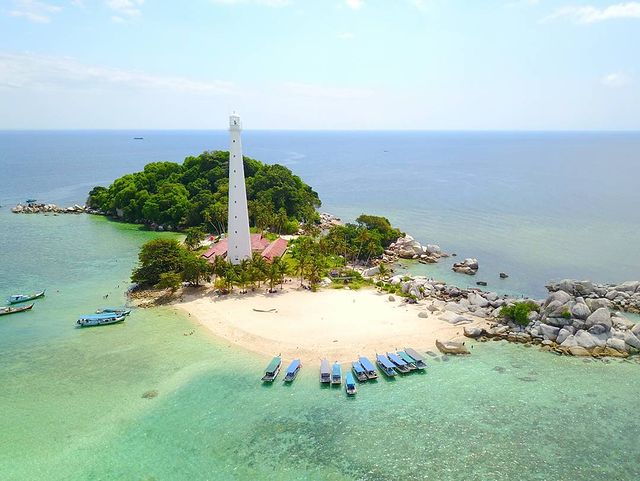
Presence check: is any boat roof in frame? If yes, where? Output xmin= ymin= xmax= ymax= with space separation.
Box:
xmin=345 ymin=372 xmax=356 ymax=386
xmin=79 ymin=312 xmax=123 ymax=320
xmin=285 ymin=359 xmax=300 ymax=374
xmin=387 ymin=352 xmax=407 ymax=365
xmin=352 ymin=361 xmax=365 ymax=373
xmin=376 ymin=354 xmax=395 ymax=369
xmin=404 ymin=347 xmax=426 ymax=362
xmin=398 ymin=351 xmax=415 ymax=363
xmin=320 ymin=359 xmax=330 ymax=374
xmin=332 ymin=363 xmax=341 ymax=376
xmin=358 ymin=356 xmax=376 ymax=371
xmin=265 ymin=356 xmax=281 ymax=373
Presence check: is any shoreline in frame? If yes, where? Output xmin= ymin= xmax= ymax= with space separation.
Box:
xmin=152 ymin=284 xmax=489 ymax=364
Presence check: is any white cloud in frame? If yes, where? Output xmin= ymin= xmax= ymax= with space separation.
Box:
xmin=0 ymin=52 xmax=236 ymax=94
xmin=8 ymin=0 xmax=62 ymax=23
xmin=345 ymin=0 xmax=363 ymax=10
xmin=284 ymin=81 xmax=373 ymax=99
xmin=545 ymin=2 xmax=640 ymax=23
xmin=601 ymin=72 xmax=632 ymax=87
xmin=211 ymin=0 xmax=292 ymax=6
xmin=337 ymin=32 xmax=355 ymax=40
xmin=106 ymin=0 xmax=144 ymax=18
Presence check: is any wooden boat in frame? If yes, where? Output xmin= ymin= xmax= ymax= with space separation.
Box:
xmin=397 ymin=350 xmax=421 ymax=370
xmin=351 ymin=361 xmax=368 ymax=382
xmin=404 ymin=347 xmax=428 ymax=369
xmin=0 ymin=303 xmax=34 ymax=316
xmin=345 ymin=372 xmax=357 ymax=396
xmin=320 ymin=358 xmax=331 ymax=384
xmin=331 ymin=362 xmax=342 ymax=385
xmin=96 ymin=307 xmax=131 ymax=316
xmin=375 ymin=354 xmax=397 ymax=377
xmin=76 ymin=314 xmax=126 ymax=327
xmin=386 ymin=352 xmax=412 ymax=373
xmin=283 ymin=359 xmax=301 ymax=383
xmin=358 ymin=356 xmax=378 ymax=380
xmin=261 ymin=356 xmax=282 ymax=382
xmin=8 ymin=289 xmax=46 ymax=304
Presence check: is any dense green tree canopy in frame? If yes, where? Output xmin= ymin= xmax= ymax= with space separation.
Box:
xmin=88 ymin=151 xmax=321 ymax=233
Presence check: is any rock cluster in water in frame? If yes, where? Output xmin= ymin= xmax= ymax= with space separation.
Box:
xmin=11 ymin=203 xmax=101 ymax=214
xmin=317 ymin=212 xmax=342 ymax=230
xmin=384 ymin=235 xmax=449 ymax=264
xmin=452 ymin=258 xmax=479 ymax=275
xmin=462 ymin=279 xmax=640 ymax=358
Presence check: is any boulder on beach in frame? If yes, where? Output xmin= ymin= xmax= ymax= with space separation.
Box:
xmin=464 ymin=326 xmax=484 ymax=338
xmin=435 ymin=339 xmax=470 ymax=355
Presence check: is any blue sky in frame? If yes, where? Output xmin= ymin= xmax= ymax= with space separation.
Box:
xmin=0 ymin=0 xmax=638 ymax=129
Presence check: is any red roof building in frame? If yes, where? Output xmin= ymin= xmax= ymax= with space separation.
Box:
xmin=202 ymin=234 xmax=288 ymax=263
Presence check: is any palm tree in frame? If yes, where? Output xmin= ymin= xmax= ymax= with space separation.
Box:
xmin=266 ymin=256 xmax=287 ymax=293
xmin=250 ymin=252 xmax=268 ymax=289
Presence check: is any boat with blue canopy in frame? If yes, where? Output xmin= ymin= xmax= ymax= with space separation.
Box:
xmin=77 ymin=314 xmax=126 ymax=327
xmin=8 ymin=289 xmax=46 ymax=304
xmin=320 ymin=358 xmax=331 ymax=384
xmin=345 ymin=372 xmax=357 ymax=396
xmin=375 ymin=354 xmax=397 ymax=377
xmin=358 ymin=356 xmax=378 ymax=380
xmin=78 ymin=312 xmax=125 ymax=321
xmin=283 ymin=359 xmax=301 ymax=383
xmin=351 ymin=361 xmax=367 ymax=382
xmin=261 ymin=355 xmax=282 ymax=382
xmin=331 ymin=362 xmax=342 ymax=385
xmin=386 ymin=352 xmax=412 ymax=373
xmin=398 ymin=350 xmax=422 ymax=370
xmin=404 ymin=347 xmax=428 ymax=369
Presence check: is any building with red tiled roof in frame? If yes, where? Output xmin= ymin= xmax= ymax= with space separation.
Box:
xmin=261 ymin=238 xmax=289 ymax=261
xmin=202 ymin=233 xmax=288 ymax=263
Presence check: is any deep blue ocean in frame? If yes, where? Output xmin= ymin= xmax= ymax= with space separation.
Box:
xmin=2 ymin=130 xmax=639 ymax=297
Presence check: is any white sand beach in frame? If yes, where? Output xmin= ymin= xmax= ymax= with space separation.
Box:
xmin=175 ymin=286 xmax=489 ymax=363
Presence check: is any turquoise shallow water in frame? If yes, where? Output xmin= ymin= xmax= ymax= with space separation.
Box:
xmin=1 ymin=211 xmax=640 ymax=480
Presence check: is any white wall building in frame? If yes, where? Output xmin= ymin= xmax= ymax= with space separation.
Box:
xmin=226 ymin=113 xmax=252 ymax=264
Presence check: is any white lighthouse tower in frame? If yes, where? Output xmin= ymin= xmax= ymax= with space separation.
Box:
xmin=226 ymin=113 xmax=252 ymax=264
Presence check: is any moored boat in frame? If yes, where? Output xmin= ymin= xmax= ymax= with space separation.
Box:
xmin=8 ymin=289 xmax=46 ymax=304
xmin=397 ymin=350 xmax=420 ymax=370
xmin=261 ymin=355 xmax=282 ymax=382
xmin=358 ymin=356 xmax=378 ymax=380
xmin=283 ymin=359 xmax=301 ymax=383
xmin=386 ymin=352 xmax=412 ymax=373
xmin=351 ymin=361 xmax=368 ymax=382
xmin=320 ymin=358 xmax=331 ymax=384
xmin=0 ymin=303 xmax=34 ymax=316
xmin=96 ymin=307 xmax=131 ymax=316
xmin=376 ymin=354 xmax=397 ymax=377
xmin=331 ymin=362 xmax=342 ymax=385
xmin=76 ymin=314 xmax=126 ymax=327
xmin=404 ymin=347 xmax=428 ymax=369
xmin=345 ymin=372 xmax=357 ymax=396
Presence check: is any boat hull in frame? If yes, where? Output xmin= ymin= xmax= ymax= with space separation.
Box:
xmin=0 ymin=303 xmax=34 ymax=316
xmin=76 ymin=315 xmax=125 ymax=327
xmin=8 ymin=290 xmax=45 ymax=304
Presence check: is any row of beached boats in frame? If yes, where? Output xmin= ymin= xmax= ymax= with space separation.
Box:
xmin=0 ymin=289 xmax=46 ymax=317
xmin=261 ymin=348 xmax=429 ymax=396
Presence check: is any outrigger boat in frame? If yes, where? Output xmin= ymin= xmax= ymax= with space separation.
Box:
xmin=320 ymin=358 xmax=331 ymax=384
xmin=261 ymin=355 xmax=282 ymax=382
xmin=331 ymin=362 xmax=342 ymax=385
xmin=386 ymin=352 xmax=412 ymax=373
xmin=0 ymin=303 xmax=34 ymax=316
xmin=397 ymin=350 xmax=422 ymax=370
xmin=76 ymin=314 xmax=126 ymax=327
xmin=351 ymin=361 xmax=368 ymax=382
xmin=358 ymin=356 xmax=378 ymax=380
xmin=8 ymin=290 xmax=46 ymax=304
xmin=283 ymin=359 xmax=301 ymax=383
xmin=345 ymin=372 xmax=357 ymax=396
xmin=404 ymin=347 xmax=428 ymax=369
xmin=96 ymin=307 xmax=131 ymax=316
xmin=375 ymin=354 xmax=397 ymax=377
